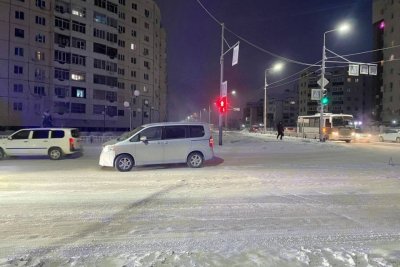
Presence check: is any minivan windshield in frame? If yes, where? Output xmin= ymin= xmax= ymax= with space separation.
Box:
xmin=116 ymin=126 xmax=144 ymax=141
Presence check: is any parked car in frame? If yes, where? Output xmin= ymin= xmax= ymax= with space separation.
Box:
xmin=249 ymin=125 xmax=261 ymax=133
xmin=99 ymin=122 xmax=215 ymax=172
xmin=379 ymin=128 xmax=400 ymax=143
xmin=352 ymin=128 xmax=372 ymax=143
xmin=0 ymin=128 xmax=82 ymax=160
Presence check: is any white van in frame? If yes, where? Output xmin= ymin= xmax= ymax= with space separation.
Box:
xmin=99 ymin=122 xmax=214 ymax=172
xmin=0 ymin=128 xmax=82 ymax=160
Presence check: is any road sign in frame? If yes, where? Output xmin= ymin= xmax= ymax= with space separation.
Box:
xmin=348 ymin=64 xmax=359 ymax=76
xmin=360 ymin=64 xmax=369 ymax=75
xmin=311 ymin=89 xmax=322 ymax=100
xmin=369 ymin=65 xmax=377 ymax=75
xmin=317 ymin=78 xmax=329 ymax=88
xmin=232 ymin=107 xmax=241 ymax=111
xmin=232 ymin=44 xmax=239 ymax=66
xmin=221 ymin=81 xmax=227 ymax=97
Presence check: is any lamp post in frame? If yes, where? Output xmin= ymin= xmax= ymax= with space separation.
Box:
xmin=226 ymin=90 xmax=237 ymax=129
xmin=319 ymin=22 xmax=351 ymax=141
xmin=264 ymin=62 xmax=284 ymax=134
xmin=102 ymin=106 xmax=106 ymax=132
xmin=123 ymin=101 xmax=131 ymax=130
xmin=133 ymin=89 xmax=140 ymax=126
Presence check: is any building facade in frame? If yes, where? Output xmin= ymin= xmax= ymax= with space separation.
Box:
xmin=373 ymin=0 xmax=400 ymax=125
xmin=243 ymin=88 xmax=298 ymax=130
xmin=298 ymin=68 xmax=373 ymax=123
xmin=0 ymin=0 xmax=167 ymax=131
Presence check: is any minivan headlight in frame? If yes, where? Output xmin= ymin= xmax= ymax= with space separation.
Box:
xmin=103 ymin=145 xmax=115 ymax=152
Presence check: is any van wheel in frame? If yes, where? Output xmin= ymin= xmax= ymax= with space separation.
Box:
xmin=187 ymin=152 xmax=204 ymax=168
xmin=115 ymin=154 xmax=134 ymax=172
xmin=0 ymin=148 xmax=5 ymax=160
xmin=48 ymin=147 xmax=63 ymax=160
xmin=379 ymin=136 xmax=384 ymax=142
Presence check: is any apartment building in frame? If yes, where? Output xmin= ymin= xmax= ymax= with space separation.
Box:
xmin=0 ymin=0 xmax=167 ymax=131
xmin=373 ymin=0 xmax=400 ymax=125
xmin=298 ymin=68 xmax=373 ymax=123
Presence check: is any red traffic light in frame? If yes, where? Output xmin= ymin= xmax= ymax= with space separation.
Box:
xmin=216 ymin=96 xmax=228 ymax=113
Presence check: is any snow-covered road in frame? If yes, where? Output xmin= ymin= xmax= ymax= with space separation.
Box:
xmin=1 ymin=132 xmax=400 ymax=266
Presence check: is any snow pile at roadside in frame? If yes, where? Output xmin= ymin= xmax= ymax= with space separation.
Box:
xmin=2 ymin=247 xmax=399 ymax=266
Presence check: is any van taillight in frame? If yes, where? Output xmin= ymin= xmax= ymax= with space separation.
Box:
xmin=209 ymin=136 xmax=214 ymax=148
xmin=69 ymin=138 xmax=75 ymax=151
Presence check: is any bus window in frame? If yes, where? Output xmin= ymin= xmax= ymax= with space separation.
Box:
xmin=325 ymin=119 xmax=331 ymax=128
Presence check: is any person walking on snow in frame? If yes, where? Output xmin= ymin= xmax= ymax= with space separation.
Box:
xmin=277 ymin=121 xmax=284 ymax=140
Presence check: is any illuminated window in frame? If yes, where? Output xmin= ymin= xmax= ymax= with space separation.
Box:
xmin=35 ymin=51 xmax=45 ymax=61
xmin=71 ymin=72 xmax=85 ymax=81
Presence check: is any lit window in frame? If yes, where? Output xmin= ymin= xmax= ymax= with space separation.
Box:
xmin=130 ymin=43 xmax=136 ymax=50
xmin=35 ymin=51 xmax=45 ymax=61
xmin=71 ymin=73 xmax=85 ymax=81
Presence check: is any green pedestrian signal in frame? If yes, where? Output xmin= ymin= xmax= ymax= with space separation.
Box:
xmin=321 ymin=96 xmax=329 ymax=106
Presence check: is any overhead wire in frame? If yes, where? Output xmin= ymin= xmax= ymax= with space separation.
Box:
xmin=195 ymin=0 xmax=318 ymax=67
xmin=195 ymin=0 xmax=400 ymax=104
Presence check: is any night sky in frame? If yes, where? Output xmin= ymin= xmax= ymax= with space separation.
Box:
xmin=154 ymin=0 xmax=373 ymax=121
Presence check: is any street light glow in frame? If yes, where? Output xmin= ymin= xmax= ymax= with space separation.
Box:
xmin=231 ymin=90 xmax=237 ymax=96
xmin=337 ymin=22 xmax=351 ymax=34
xmin=272 ymin=62 xmax=284 ymax=72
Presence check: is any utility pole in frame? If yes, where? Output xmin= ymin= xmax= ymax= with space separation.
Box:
xmin=319 ymin=33 xmax=326 ymax=142
xmin=218 ymin=23 xmax=224 ymax=146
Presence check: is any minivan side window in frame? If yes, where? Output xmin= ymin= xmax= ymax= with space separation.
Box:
xmin=32 ymin=130 xmax=49 ymax=139
xmin=189 ymin=126 xmax=205 ymax=138
xmin=11 ymin=130 xmax=30 ymax=140
xmin=51 ymin=130 xmax=65 ymax=138
xmin=138 ymin=127 xmax=162 ymax=141
xmin=164 ymin=126 xmax=186 ymax=139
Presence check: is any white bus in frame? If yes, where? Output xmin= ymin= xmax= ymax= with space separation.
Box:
xmin=297 ymin=113 xmax=355 ymax=142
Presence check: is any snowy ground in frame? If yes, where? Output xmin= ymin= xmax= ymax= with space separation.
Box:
xmin=1 ymin=131 xmax=400 ymax=266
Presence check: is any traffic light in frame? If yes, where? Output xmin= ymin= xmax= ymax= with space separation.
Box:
xmin=321 ymin=89 xmax=329 ymax=106
xmin=216 ymin=96 xmax=228 ymax=113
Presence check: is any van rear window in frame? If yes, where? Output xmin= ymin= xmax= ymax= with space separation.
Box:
xmin=71 ymin=129 xmax=80 ymax=138
xmin=164 ymin=126 xmax=186 ymax=139
xmin=189 ymin=126 xmax=205 ymax=138
xmin=51 ymin=130 xmax=65 ymax=139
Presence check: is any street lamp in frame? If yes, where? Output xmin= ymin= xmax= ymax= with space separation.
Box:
xmin=264 ymin=62 xmax=284 ymax=133
xmin=123 ymin=101 xmax=131 ymax=130
xmin=133 ymin=89 xmax=140 ymax=126
xmin=319 ymin=22 xmax=351 ymax=141
xmin=226 ymin=90 xmax=238 ymax=128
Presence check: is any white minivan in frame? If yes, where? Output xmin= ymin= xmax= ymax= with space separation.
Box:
xmin=0 ymin=128 xmax=82 ymax=160
xmin=99 ymin=122 xmax=214 ymax=172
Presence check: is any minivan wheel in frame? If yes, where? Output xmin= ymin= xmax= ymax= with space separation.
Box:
xmin=0 ymin=148 xmax=5 ymax=160
xmin=379 ymin=136 xmax=384 ymax=142
xmin=187 ymin=152 xmax=204 ymax=168
xmin=115 ymin=154 xmax=134 ymax=172
xmin=48 ymin=147 xmax=63 ymax=160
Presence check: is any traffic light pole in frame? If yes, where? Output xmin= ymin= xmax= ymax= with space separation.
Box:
xmin=319 ymin=33 xmax=327 ymax=142
xmin=218 ymin=23 xmax=224 ymax=146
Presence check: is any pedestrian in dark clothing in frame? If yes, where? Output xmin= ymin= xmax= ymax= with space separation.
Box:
xmin=42 ymin=110 xmax=53 ymax=127
xmin=277 ymin=121 xmax=284 ymax=140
